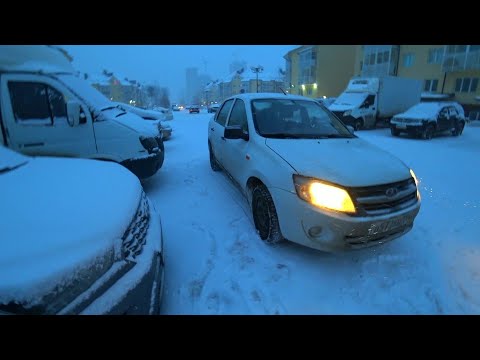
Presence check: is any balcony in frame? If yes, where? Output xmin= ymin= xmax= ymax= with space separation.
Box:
xmin=442 ymin=46 xmax=480 ymax=72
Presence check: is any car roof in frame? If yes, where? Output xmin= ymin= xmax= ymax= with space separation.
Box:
xmin=224 ymin=92 xmax=315 ymax=102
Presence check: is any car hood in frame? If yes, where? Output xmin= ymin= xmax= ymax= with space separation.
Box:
xmin=265 ymin=138 xmax=411 ymax=187
xmin=107 ymin=110 xmax=160 ymax=137
xmin=0 ymin=156 xmax=142 ymax=305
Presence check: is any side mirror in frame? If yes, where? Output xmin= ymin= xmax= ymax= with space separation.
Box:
xmin=346 ymin=125 xmax=355 ymax=134
xmin=67 ymin=100 xmax=81 ymax=127
xmin=224 ymin=126 xmax=249 ymax=141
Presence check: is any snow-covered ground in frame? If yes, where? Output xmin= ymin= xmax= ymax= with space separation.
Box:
xmin=144 ymin=110 xmax=480 ymax=314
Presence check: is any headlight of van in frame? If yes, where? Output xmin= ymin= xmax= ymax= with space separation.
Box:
xmin=293 ymin=175 xmax=356 ymax=214
xmin=139 ymin=136 xmax=159 ymax=153
xmin=343 ymin=110 xmax=352 ymax=117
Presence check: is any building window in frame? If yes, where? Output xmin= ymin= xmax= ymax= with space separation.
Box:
xmin=427 ymin=48 xmax=444 ymax=64
xmin=298 ymin=47 xmax=317 ymax=85
xmin=359 ymin=61 xmax=363 ymax=71
xmin=455 ymin=78 xmax=479 ymax=93
xmin=307 ymin=87 xmax=312 ymax=95
xmin=403 ymin=53 xmax=415 ymax=67
xmin=424 ymin=79 xmax=438 ymax=92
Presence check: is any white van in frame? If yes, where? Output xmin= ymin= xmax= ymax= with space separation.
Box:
xmin=0 ymin=45 xmax=164 ymax=179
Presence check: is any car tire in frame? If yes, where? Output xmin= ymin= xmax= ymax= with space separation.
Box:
xmin=452 ymin=121 xmax=465 ymax=136
xmin=354 ymin=118 xmax=363 ymax=131
xmin=391 ymin=127 xmax=400 ymax=137
xmin=252 ymin=184 xmax=284 ymax=245
xmin=208 ymin=143 xmax=221 ymax=171
xmin=422 ymin=124 xmax=434 ymax=140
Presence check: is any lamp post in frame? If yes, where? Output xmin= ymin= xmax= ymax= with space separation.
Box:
xmin=251 ymin=65 xmax=264 ymax=93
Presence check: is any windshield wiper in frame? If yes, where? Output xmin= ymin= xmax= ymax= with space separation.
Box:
xmin=0 ymin=161 xmax=28 ymax=174
xmin=313 ymin=134 xmax=354 ymax=139
xmin=262 ymin=133 xmax=303 ymax=139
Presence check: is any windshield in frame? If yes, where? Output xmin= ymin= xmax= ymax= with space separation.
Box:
xmin=251 ymin=99 xmax=354 ymax=139
xmin=57 ymin=74 xmax=112 ymax=110
xmin=332 ymin=92 xmax=368 ymax=107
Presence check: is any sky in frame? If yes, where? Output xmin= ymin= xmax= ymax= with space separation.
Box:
xmin=61 ymin=45 xmax=297 ymax=102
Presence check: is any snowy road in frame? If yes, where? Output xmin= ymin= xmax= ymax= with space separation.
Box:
xmin=143 ymin=110 xmax=480 ymax=314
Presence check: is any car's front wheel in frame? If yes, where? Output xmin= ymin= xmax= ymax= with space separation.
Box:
xmin=422 ymin=124 xmax=435 ymax=140
xmin=252 ymin=185 xmax=284 ymax=244
xmin=208 ymin=143 xmax=221 ymax=171
xmin=452 ymin=121 xmax=465 ymax=136
xmin=391 ymin=127 xmax=400 ymax=137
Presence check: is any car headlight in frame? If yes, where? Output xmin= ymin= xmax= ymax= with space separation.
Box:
xmin=293 ymin=175 xmax=356 ymax=214
xmin=410 ymin=169 xmax=421 ymax=200
xmin=343 ymin=110 xmax=352 ymax=117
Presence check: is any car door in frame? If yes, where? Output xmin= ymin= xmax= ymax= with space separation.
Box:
xmin=437 ymin=106 xmax=450 ymax=131
xmin=1 ymin=74 xmax=96 ymax=158
xmin=208 ymin=99 xmax=234 ymax=167
xmin=448 ymin=106 xmax=459 ymax=130
xmin=222 ymin=99 xmax=251 ymax=186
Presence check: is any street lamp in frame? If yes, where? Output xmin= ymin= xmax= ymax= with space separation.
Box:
xmin=251 ymin=65 xmax=264 ymax=93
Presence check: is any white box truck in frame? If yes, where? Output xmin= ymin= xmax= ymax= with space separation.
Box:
xmin=0 ymin=45 xmax=164 ymax=179
xmin=329 ymin=76 xmax=422 ymax=130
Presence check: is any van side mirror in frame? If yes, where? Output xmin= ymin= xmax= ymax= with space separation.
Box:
xmin=67 ymin=100 xmax=81 ymax=127
xmin=346 ymin=125 xmax=355 ymax=134
xmin=224 ymin=126 xmax=249 ymax=141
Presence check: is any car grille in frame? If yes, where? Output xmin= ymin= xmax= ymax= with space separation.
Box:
xmin=122 ymin=191 xmax=150 ymax=259
xmin=349 ymin=178 xmax=418 ymax=216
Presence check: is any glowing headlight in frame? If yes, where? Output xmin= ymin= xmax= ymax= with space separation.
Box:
xmin=343 ymin=110 xmax=352 ymax=116
xmin=293 ymin=175 xmax=356 ymax=214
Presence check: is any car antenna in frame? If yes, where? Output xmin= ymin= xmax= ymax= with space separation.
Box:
xmin=279 ymin=87 xmax=287 ymax=95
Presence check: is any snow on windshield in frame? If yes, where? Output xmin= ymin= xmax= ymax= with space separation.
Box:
xmin=58 ymin=74 xmax=112 ymax=110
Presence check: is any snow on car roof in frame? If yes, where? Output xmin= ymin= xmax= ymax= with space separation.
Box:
xmin=397 ymin=102 xmax=459 ymax=119
xmin=0 ymin=45 xmax=75 ymax=74
xmin=226 ymin=92 xmax=315 ymax=102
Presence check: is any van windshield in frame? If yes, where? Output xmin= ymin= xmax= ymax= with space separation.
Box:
xmin=57 ymin=74 xmax=112 ymax=111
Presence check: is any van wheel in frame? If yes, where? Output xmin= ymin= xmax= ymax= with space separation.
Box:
xmin=422 ymin=124 xmax=435 ymax=140
xmin=208 ymin=142 xmax=221 ymax=171
xmin=252 ymin=185 xmax=284 ymax=244
xmin=354 ymin=118 xmax=364 ymax=131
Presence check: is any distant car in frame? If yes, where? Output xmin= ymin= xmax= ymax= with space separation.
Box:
xmin=172 ymin=104 xmax=181 ymax=111
xmin=208 ymin=104 xmax=220 ymax=113
xmin=208 ymin=93 xmax=420 ymax=252
xmin=189 ymin=105 xmax=200 ymax=114
xmin=114 ymin=102 xmax=166 ymax=121
xmin=153 ymin=106 xmax=174 ymax=120
xmin=390 ymin=101 xmax=466 ymax=139
xmin=0 ymin=146 xmax=165 ymax=315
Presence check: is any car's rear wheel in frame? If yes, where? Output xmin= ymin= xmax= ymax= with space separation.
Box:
xmin=252 ymin=185 xmax=284 ymax=244
xmin=422 ymin=124 xmax=435 ymax=140
xmin=209 ymin=143 xmax=221 ymax=171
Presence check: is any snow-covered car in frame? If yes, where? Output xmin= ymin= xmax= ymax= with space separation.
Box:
xmin=189 ymin=105 xmax=200 ymax=114
xmin=208 ymin=93 xmax=421 ymax=252
xmin=153 ymin=106 xmax=174 ymax=120
xmin=208 ymin=104 xmax=220 ymax=113
xmin=390 ymin=101 xmax=466 ymax=139
xmin=114 ymin=102 xmax=166 ymax=121
xmin=0 ymin=146 xmax=165 ymax=315
xmin=157 ymin=121 xmax=172 ymax=140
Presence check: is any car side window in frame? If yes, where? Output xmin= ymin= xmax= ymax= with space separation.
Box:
xmin=8 ymin=82 xmax=52 ymax=125
xmin=439 ymin=108 xmax=449 ymax=118
xmin=227 ymin=99 xmax=249 ymax=133
xmin=215 ymin=99 xmax=234 ymax=126
xmin=47 ymin=86 xmax=69 ymax=126
xmin=448 ymin=107 xmax=458 ymax=117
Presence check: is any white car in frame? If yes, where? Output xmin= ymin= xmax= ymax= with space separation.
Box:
xmin=153 ymin=106 xmax=174 ymax=120
xmin=0 ymin=146 xmax=165 ymax=314
xmin=208 ymin=93 xmax=421 ymax=252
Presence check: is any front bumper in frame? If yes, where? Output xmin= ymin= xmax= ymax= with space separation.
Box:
xmin=121 ymin=151 xmax=164 ymax=179
xmin=270 ymin=188 xmax=420 ymax=252
xmin=391 ymin=123 xmax=425 ymax=136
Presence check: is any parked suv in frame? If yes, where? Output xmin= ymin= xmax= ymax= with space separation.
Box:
xmin=208 ymin=93 xmax=421 ymax=252
xmin=0 ymin=146 xmax=165 ymax=314
xmin=390 ymin=101 xmax=466 ymax=139
xmin=208 ymin=104 xmax=220 ymax=113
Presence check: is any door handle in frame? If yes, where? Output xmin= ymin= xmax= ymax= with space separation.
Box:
xmin=23 ymin=142 xmax=45 ymax=148
xmin=221 ymin=137 xmax=226 ymax=141
xmin=210 ymin=127 xmax=215 ymax=131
